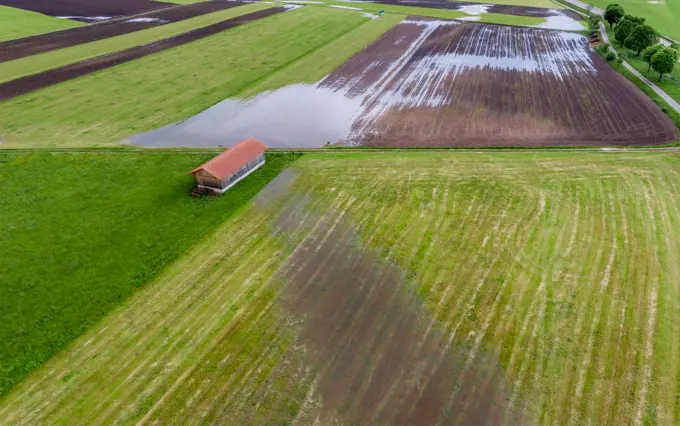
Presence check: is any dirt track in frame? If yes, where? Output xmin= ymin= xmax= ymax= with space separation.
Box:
xmin=320 ymin=18 xmax=679 ymax=147
xmin=0 ymin=0 xmax=173 ymax=19
xmin=377 ymin=0 xmax=582 ymax=19
xmin=0 ymin=1 xmax=245 ymax=62
xmin=0 ymin=6 xmax=287 ymax=102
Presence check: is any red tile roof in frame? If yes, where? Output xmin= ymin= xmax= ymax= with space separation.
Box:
xmin=190 ymin=138 xmax=267 ymax=180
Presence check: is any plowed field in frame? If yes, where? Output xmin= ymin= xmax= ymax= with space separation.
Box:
xmin=321 ymin=19 xmax=678 ymax=146
xmin=3 ymin=152 xmax=680 ymax=425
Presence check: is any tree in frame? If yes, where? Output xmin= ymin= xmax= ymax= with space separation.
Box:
xmin=614 ymin=18 xmax=637 ymax=44
xmin=604 ymin=4 xmax=625 ymax=28
xmin=642 ymin=43 xmax=664 ymax=71
xmin=624 ymin=24 xmax=658 ymax=55
xmin=623 ymin=14 xmax=645 ymax=25
xmin=651 ymin=47 xmax=679 ymax=81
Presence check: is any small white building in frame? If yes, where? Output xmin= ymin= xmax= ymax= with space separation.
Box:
xmin=190 ymin=138 xmax=267 ymax=193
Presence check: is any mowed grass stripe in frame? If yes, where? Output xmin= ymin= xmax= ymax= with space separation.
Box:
xmin=0 ymin=6 xmax=83 ymax=42
xmin=0 ymin=3 xmax=275 ymax=84
xmin=3 ymin=152 xmax=680 ymax=424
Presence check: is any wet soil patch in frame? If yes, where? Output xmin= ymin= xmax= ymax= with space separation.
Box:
xmin=268 ymin=195 xmax=518 ymax=425
xmin=0 ymin=1 xmax=246 ymax=62
xmin=0 ymin=0 xmax=173 ymax=20
xmin=0 ymin=6 xmax=288 ymax=102
xmin=323 ymin=19 xmax=678 ymax=146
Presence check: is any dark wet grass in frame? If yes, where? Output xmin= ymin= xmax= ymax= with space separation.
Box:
xmin=0 ymin=151 xmax=300 ymax=396
xmin=274 ymin=201 xmax=514 ymax=425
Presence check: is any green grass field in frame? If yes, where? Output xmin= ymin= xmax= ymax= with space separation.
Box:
xmin=589 ymin=0 xmax=680 ymax=40
xmin=0 ymin=6 xmax=83 ymax=42
xmin=0 ymin=150 xmax=300 ymax=397
xmin=0 ymin=3 xmax=275 ymax=84
xmin=1 ymin=151 xmax=679 ymax=424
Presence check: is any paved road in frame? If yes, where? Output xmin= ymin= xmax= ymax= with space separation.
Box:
xmin=599 ymin=21 xmax=680 ymax=114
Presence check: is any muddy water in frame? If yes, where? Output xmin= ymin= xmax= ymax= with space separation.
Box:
xmin=257 ymin=188 xmax=518 ymax=424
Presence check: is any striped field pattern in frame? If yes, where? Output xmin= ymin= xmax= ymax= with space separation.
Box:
xmin=1 ymin=151 xmax=679 ymax=424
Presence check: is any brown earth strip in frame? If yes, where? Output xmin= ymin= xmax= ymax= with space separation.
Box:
xmin=374 ymin=0 xmax=581 ymax=19
xmin=0 ymin=6 xmax=288 ymax=102
xmin=0 ymin=1 xmax=246 ymax=63
xmin=0 ymin=0 xmax=173 ymax=20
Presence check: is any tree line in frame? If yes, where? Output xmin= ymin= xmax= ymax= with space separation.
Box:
xmin=604 ymin=4 xmax=679 ymax=81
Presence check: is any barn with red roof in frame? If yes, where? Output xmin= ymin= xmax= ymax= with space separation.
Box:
xmin=190 ymin=138 xmax=267 ymax=193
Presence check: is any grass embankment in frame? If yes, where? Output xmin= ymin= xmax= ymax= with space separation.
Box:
xmin=0 ymin=3 xmax=275 ymax=84
xmin=2 ymin=151 xmax=679 ymax=424
xmin=0 ymin=151 xmax=300 ymax=397
xmin=587 ymin=0 xmax=680 ymax=40
xmin=0 ymin=6 xmax=83 ymax=42
xmin=0 ymin=8 xmax=396 ymax=148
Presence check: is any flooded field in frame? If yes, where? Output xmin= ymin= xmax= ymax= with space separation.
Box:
xmin=5 ymin=152 xmax=680 ymax=424
xmin=134 ymin=18 xmax=677 ymax=148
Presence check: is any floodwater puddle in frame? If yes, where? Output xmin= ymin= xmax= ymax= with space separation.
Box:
xmin=132 ymin=84 xmax=364 ymax=148
xmin=536 ymin=12 xmax=585 ymax=30
xmin=56 ymin=15 xmax=112 ymax=22
xmin=329 ymin=4 xmax=364 ymax=10
xmin=457 ymin=4 xmax=490 ymax=15
xmin=125 ymin=17 xmax=168 ymax=23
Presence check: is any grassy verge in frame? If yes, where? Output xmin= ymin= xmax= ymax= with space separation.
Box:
xmin=2 ymin=151 xmax=680 ymax=424
xmin=0 ymin=3 xmax=275 ymax=83
xmin=585 ymin=0 xmax=680 ymax=40
xmin=0 ymin=7 xmax=373 ymax=148
xmin=0 ymin=6 xmax=83 ymax=42
xmin=0 ymin=150 xmax=300 ymax=397
xmin=550 ymin=0 xmax=595 ymax=17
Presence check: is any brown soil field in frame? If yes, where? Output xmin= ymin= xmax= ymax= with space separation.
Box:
xmin=377 ymin=0 xmax=582 ymax=19
xmin=0 ymin=1 xmax=246 ymax=62
xmin=0 ymin=0 xmax=173 ymax=20
xmin=0 ymin=6 xmax=288 ymax=102
xmin=320 ymin=18 xmax=679 ymax=146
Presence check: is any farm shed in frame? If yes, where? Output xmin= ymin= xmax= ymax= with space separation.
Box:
xmin=190 ymin=138 xmax=267 ymax=193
